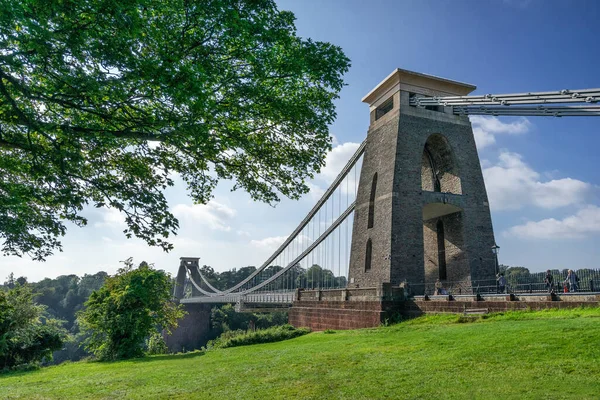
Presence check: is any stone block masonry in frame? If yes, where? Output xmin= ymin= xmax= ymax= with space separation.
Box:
xmin=348 ymin=69 xmax=497 ymax=294
xmin=164 ymin=303 xmax=212 ymax=353
xmin=288 ymin=286 xmax=404 ymax=331
xmin=403 ymin=293 xmax=600 ymax=316
xmin=288 ymin=289 xmax=600 ymax=331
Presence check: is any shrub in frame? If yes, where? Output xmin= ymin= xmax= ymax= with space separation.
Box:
xmin=78 ymin=260 xmax=185 ymax=360
xmin=210 ymin=304 xmax=288 ymax=336
xmin=0 ymin=285 xmax=68 ymax=371
xmin=206 ymin=324 xmax=310 ymax=350
xmin=146 ymin=332 xmax=169 ymax=355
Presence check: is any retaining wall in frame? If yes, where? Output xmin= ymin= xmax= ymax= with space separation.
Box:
xmin=289 ymin=288 xmax=600 ymax=331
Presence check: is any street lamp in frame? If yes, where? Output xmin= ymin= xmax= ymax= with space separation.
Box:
xmin=491 ymin=243 xmax=500 ymax=276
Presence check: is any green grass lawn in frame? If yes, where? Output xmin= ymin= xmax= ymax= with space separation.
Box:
xmin=2 ymin=308 xmax=600 ymax=399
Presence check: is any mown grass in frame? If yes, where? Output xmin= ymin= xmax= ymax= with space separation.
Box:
xmin=2 ymin=308 xmax=600 ymax=399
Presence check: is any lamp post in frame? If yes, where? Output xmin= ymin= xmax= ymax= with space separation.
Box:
xmin=491 ymin=243 xmax=500 ymax=276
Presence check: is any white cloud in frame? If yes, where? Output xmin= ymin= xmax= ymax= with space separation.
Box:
xmin=171 ymin=237 xmax=203 ymax=247
xmin=319 ymin=142 xmax=361 ymax=184
xmin=172 ymin=200 xmax=236 ymax=231
xmin=250 ymin=235 xmax=287 ymax=249
xmin=94 ymin=207 xmax=126 ymax=228
xmin=483 ymin=151 xmax=591 ymax=210
xmin=307 ymin=141 xmax=361 ymax=200
xmin=306 ymin=182 xmax=325 ymax=201
xmin=470 ymin=116 xmax=531 ymax=149
xmin=506 ymin=205 xmax=600 ymax=239
xmin=296 ymin=234 xmax=313 ymax=246
xmin=330 ymin=134 xmax=340 ymax=146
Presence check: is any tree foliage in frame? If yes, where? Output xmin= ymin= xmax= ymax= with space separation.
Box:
xmin=0 ymin=0 xmax=351 ymax=260
xmin=78 ymin=259 xmax=185 ymax=360
xmin=32 ymin=271 xmax=107 ymax=330
xmin=210 ymin=303 xmax=287 ymax=336
xmin=197 ymin=264 xmax=257 ymax=292
xmin=0 ymin=283 xmax=68 ymax=370
xmin=295 ymin=264 xmax=346 ymax=289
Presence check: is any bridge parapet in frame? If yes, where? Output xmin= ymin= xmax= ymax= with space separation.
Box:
xmin=289 ymin=286 xmax=600 ymax=331
xmin=289 ymin=285 xmax=406 ymax=331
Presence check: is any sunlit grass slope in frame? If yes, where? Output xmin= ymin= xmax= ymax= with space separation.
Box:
xmin=2 ymin=308 xmax=600 ymax=399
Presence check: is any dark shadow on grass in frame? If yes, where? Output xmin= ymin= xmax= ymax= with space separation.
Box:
xmin=0 ymin=367 xmax=43 ymax=379
xmin=0 ymin=352 xmax=206 ymax=378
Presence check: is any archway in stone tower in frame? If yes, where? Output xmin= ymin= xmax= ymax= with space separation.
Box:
xmin=421 ymin=134 xmax=468 ymax=287
xmin=422 ymin=206 xmax=469 ymax=285
xmin=421 ymin=134 xmax=462 ymax=194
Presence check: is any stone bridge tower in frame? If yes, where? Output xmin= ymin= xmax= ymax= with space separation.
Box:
xmin=348 ymin=69 xmax=497 ymax=292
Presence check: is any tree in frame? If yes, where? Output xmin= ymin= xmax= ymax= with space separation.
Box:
xmin=218 ymin=266 xmax=257 ymax=290
xmin=210 ymin=303 xmax=287 ymax=337
xmin=0 ymin=0 xmax=351 ymax=260
xmin=4 ymin=273 xmax=15 ymax=289
xmin=0 ymin=283 xmax=68 ymax=370
xmin=9 ymin=271 xmax=108 ymax=365
xmin=78 ymin=259 xmax=185 ymax=360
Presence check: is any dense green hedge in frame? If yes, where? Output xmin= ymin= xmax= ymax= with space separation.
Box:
xmin=206 ymin=324 xmax=310 ymax=350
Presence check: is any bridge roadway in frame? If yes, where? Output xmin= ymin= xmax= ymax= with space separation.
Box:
xmin=180 ymin=290 xmax=296 ymax=305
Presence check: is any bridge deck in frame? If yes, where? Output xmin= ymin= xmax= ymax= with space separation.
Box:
xmin=181 ymin=291 xmax=296 ymax=304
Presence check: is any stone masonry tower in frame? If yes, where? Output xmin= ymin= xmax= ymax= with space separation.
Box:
xmin=348 ymin=69 xmax=497 ymax=292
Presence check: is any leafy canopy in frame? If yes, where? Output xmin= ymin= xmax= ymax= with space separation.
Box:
xmin=78 ymin=259 xmax=185 ymax=360
xmin=0 ymin=0 xmax=351 ymax=260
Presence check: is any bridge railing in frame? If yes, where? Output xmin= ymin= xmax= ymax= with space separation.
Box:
xmin=406 ymin=269 xmax=600 ymax=297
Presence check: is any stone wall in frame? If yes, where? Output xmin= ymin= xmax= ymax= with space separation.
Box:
xmin=403 ymin=294 xmax=600 ymax=316
xmin=288 ymin=286 xmax=404 ymax=331
xmin=289 ymin=300 xmax=400 ymax=331
xmin=164 ymin=303 xmax=212 ymax=353
xmin=348 ymin=92 xmax=401 ymax=288
xmin=289 ymin=288 xmax=600 ymax=331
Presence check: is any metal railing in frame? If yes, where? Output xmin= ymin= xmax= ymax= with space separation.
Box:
xmin=407 ymin=269 xmax=600 ymax=297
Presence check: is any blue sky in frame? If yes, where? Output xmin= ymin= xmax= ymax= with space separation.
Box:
xmin=4 ymin=0 xmax=600 ymax=281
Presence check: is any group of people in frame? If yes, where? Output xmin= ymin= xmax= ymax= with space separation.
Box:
xmin=434 ymin=279 xmax=448 ymax=295
xmin=545 ymin=269 xmax=579 ymax=293
xmin=496 ymin=269 xmax=579 ymax=294
xmin=435 ymin=270 xmax=581 ymax=296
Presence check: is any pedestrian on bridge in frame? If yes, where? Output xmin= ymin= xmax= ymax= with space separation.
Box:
xmin=544 ymin=270 xmax=554 ymax=293
xmin=497 ymin=273 xmax=507 ymax=294
xmin=564 ymin=270 xmax=579 ymax=292
xmin=434 ymin=279 xmax=443 ymax=295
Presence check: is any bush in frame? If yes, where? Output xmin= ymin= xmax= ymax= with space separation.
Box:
xmin=0 ymin=285 xmax=68 ymax=371
xmin=210 ymin=304 xmax=288 ymax=336
xmin=78 ymin=260 xmax=185 ymax=360
xmin=146 ymin=332 xmax=169 ymax=355
xmin=206 ymin=324 xmax=310 ymax=350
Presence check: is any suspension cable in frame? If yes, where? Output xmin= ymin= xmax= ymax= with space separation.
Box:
xmin=198 ymin=140 xmax=366 ymax=295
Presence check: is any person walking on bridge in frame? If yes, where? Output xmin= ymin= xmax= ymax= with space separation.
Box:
xmin=564 ymin=270 xmax=579 ymax=293
xmin=497 ymin=273 xmax=507 ymax=294
xmin=544 ymin=270 xmax=554 ymax=293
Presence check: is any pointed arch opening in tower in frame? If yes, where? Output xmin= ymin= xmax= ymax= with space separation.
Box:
xmin=421 ymin=134 xmax=462 ymax=194
xmin=365 ymin=239 xmax=372 ymax=272
xmin=367 ymin=173 xmax=377 ymax=229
